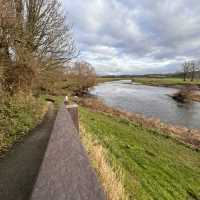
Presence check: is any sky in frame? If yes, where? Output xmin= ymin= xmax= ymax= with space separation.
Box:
xmin=62 ymin=0 xmax=200 ymax=75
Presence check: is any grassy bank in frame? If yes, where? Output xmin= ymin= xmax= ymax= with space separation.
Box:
xmin=80 ymin=125 xmax=128 ymax=200
xmin=133 ymin=77 xmax=200 ymax=87
xmin=80 ymin=106 xmax=200 ymax=200
xmin=0 ymin=94 xmax=47 ymax=156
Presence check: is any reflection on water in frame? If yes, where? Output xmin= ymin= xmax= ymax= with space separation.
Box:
xmin=90 ymin=80 xmax=200 ymax=129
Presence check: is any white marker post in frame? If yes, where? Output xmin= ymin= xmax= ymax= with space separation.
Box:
xmin=64 ymin=96 xmax=69 ymax=105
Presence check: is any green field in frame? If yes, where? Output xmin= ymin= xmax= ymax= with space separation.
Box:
xmin=80 ymin=107 xmax=200 ymax=200
xmin=133 ymin=77 xmax=200 ymax=87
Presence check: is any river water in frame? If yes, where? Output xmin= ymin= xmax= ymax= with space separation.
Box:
xmin=89 ymin=80 xmax=200 ymax=129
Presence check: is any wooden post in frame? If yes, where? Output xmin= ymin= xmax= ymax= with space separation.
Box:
xmin=66 ymin=104 xmax=79 ymax=132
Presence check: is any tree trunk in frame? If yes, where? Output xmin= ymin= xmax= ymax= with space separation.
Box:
xmin=183 ymin=72 xmax=186 ymax=81
xmin=191 ymin=69 xmax=195 ymax=82
xmin=0 ymin=35 xmax=11 ymax=82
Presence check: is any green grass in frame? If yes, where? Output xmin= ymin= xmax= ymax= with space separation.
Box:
xmin=0 ymin=95 xmax=47 ymax=155
xmin=133 ymin=77 xmax=200 ymax=87
xmin=80 ymin=107 xmax=200 ymax=200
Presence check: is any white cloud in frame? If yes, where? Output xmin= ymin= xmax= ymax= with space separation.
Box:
xmin=62 ymin=0 xmax=200 ymax=74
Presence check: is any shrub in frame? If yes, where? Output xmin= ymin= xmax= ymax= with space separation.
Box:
xmin=0 ymin=93 xmax=46 ymax=156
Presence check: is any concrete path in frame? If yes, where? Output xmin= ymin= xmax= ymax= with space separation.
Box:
xmin=31 ymin=105 xmax=106 ymax=200
xmin=0 ymin=103 xmax=56 ymax=200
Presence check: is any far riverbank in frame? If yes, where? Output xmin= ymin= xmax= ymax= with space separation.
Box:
xmin=132 ymin=77 xmax=200 ymax=102
xmin=97 ymin=77 xmax=200 ymax=102
xmin=132 ymin=77 xmax=200 ymax=88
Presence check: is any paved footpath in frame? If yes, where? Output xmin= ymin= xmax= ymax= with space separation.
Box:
xmin=30 ymin=105 xmax=106 ymax=200
xmin=0 ymin=104 xmax=106 ymax=200
xmin=0 ymin=103 xmax=56 ymax=200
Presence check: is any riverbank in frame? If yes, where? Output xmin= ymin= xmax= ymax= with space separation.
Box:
xmin=79 ymin=97 xmax=200 ymax=150
xmin=132 ymin=77 xmax=200 ymax=88
xmin=79 ymin=100 xmax=200 ymax=200
xmin=132 ymin=77 xmax=200 ymax=102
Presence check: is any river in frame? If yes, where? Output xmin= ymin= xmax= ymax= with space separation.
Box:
xmin=89 ymin=80 xmax=200 ymax=129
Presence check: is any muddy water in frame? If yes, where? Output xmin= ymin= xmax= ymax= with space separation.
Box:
xmin=90 ymin=80 xmax=200 ymax=129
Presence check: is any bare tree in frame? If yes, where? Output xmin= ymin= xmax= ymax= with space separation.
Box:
xmin=0 ymin=0 xmax=16 ymax=76
xmin=196 ymin=60 xmax=200 ymax=80
xmin=65 ymin=61 xmax=96 ymax=96
xmin=23 ymin=0 xmax=77 ymax=68
xmin=190 ymin=61 xmax=196 ymax=82
xmin=0 ymin=0 xmax=77 ymax=94
xmin=182 ymin=62 xmax=189 ymax=81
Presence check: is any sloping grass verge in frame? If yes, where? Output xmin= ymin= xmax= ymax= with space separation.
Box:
xmin=80 ymin=124 xmax=129 ymax=200
xmin=0 ymin=94 xmax=47 ymax=156
xmin=80 ymin=106 xmax=200 ymax=200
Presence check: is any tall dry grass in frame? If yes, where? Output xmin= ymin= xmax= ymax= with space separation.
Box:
xmin=80 ymin=125 xmax=130 ymax=200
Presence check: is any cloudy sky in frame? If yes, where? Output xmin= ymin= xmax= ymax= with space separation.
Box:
xmin=62 ymin=0 xmax=200 ymax=75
